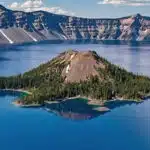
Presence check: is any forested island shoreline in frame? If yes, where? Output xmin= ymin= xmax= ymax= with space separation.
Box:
xmin=0 ymin=89 xmax=142 ymax=112
xmin=1 ymin=50 xmax=150 ymax=110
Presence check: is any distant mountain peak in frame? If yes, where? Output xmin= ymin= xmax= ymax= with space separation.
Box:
xmin=132 ymin=13 xmax=142 ymax=19
xmin=0 ymin=4 xmax=7 ymax=11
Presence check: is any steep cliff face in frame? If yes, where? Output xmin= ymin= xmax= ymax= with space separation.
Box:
xmin=0 ymin=5 xmax=150 ymax=44
xmin=61 ymin=14 xmax=150 ymax=41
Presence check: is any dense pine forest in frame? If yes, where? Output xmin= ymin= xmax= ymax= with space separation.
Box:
xmin=0 ymin=50 xmax=150 ymax=105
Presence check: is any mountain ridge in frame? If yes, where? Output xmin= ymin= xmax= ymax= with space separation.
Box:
xmin=0 ymin=5 xmax=150 ymax=44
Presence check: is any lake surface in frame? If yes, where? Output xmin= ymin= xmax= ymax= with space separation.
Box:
xmin=0 ymin=43 xmax=150 ymax=150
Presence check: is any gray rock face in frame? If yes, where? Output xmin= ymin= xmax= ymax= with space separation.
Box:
xmin=0 ymin=5 xmax=150 ymax=44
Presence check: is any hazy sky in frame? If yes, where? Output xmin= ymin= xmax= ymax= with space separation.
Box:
xmin=1 ymin=0 xmax=150 ymax=18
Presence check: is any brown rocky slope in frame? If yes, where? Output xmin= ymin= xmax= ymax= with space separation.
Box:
xmin=60 ymin=50 xmax=105 ymax=82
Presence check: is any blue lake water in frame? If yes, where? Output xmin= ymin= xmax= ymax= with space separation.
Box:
xmin=0 ymin=43 xmax=150 ymax=150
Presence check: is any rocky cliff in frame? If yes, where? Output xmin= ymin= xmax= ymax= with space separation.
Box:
xmin=0 ymin=5 xmax=150 ymax=44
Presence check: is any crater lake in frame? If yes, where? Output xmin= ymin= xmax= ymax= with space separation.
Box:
xmin=0 ymin=43 xmax=150 ymax=150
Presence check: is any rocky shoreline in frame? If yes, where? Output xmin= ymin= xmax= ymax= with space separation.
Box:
xmin=12 ymin=101 xmax=42 ymax=108
xmin=0 ymin=89 xmax=145 ymax=111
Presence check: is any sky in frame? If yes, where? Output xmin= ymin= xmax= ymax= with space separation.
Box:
xmin=0 ymin=0 xmax=150 ymax=18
